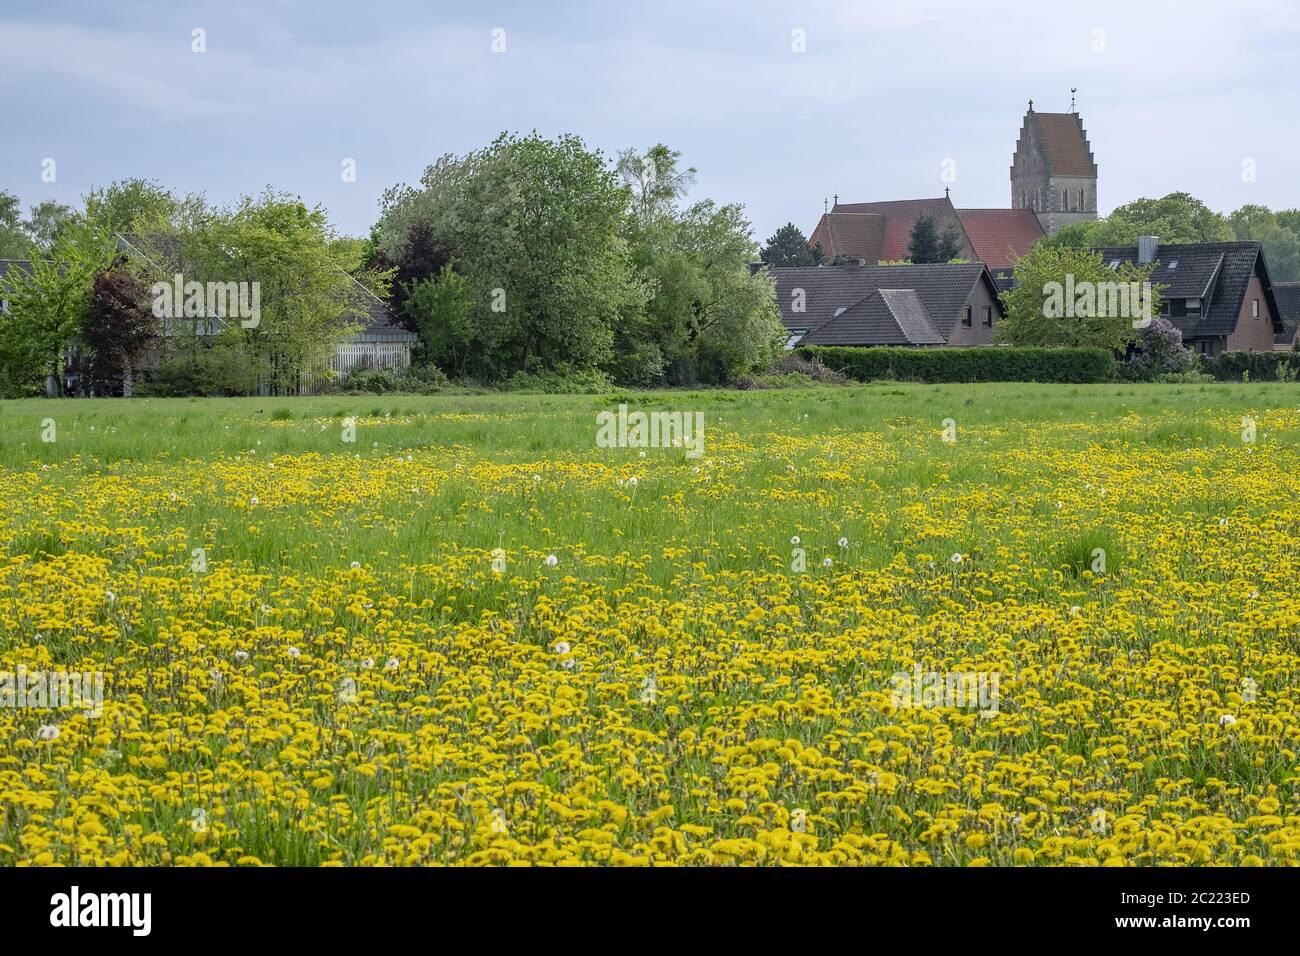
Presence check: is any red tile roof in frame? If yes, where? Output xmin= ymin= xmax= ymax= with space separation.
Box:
xmin=956 ymin=208 xmax=1044 ymax=269
xmin=830 ymin=197 xmax=961 ymax=262
xmin=1031 ymin=112 xmax=1096 ymax=177
xmin=809 ymin=212 xmax=886 ymax=263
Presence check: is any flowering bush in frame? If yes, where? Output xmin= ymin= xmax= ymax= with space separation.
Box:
xmin=1121 ymin=316 xmax=1196 ymax=381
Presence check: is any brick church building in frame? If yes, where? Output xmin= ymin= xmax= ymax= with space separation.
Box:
xmin=809 ymin=99 xmax=1098 ymax=271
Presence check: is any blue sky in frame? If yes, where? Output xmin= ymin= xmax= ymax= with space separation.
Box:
xmin=3 ymin=0 xmax=1298 ymax=242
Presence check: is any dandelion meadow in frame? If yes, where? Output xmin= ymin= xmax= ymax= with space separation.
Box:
xmin=2 ymin=382 xmax=1299 ymax=867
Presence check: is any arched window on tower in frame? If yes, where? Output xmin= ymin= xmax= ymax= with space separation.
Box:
xmin=1062 ymin=188 xmax=1069 ymax=211
xmin=1079 ymin=188 xmax=1085 ymax=211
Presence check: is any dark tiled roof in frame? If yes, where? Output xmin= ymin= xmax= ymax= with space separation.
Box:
xmin=1274 ymin=282 xmax=1300 ymax=342
xmin=1031 ymin=112 xmax=1097 ymax=177
xmin=768 ymin=262 xmax=1001 ymax=345
xmin=957 ymin=208 xmax=1043 ymax=268
xmin=1094 ymin=241 xmax=1280 ymax=338
xmin=829 ymin=197 xmax=967 ymax=262
xmin=809 ymin=212 xmax=886 ymax=263
xmin=803 ymin=288 xmax=944 ymax=346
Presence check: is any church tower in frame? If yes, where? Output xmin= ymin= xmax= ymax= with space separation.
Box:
xmin=1010 ymin=97 xmax=1098 ymax=234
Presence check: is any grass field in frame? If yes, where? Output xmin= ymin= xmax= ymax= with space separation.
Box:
xmin=2 ymin=382 xmax=1300 ymax=865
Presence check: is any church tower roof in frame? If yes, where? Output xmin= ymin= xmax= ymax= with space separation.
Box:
xmin=1024 ymin=110 xmax=1097 ymax=177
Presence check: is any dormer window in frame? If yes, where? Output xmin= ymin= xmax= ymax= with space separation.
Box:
xmin=1186 ymin=298 xmax=1201 ymax=313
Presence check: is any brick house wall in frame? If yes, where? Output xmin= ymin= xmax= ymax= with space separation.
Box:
xmin=946 ymin=280 xmax=1003 ymax=346
xmin=1225 ymin=275 xmax=1277 ymax=352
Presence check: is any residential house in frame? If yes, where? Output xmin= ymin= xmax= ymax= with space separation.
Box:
xmin=769 ymin=261 xmax=1006 ymax=348
xmin=1094 ymin=238 xmax=1283 ymax=356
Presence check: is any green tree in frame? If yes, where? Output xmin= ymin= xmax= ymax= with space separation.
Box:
xmin=25 ymin=201 xmax=75 ymax=251
xmin=997 ymin=243 xmax=1159 ymax=351
xmin=403 ymin=263 xmax=476 ymax=376
xmin=141 ymin=189 xmax=385 ymax=395
xmin=0 ymin=191 xmax=29 ymax=259
xmin=84 ymin=264 xmax=158 ymax=396
xmin=0 ymin=217 xmax=118 ymax=395
xmin=907 ymin=215 xmax=939 ymax=263
xmin=617 ymin=144 xmax=696 ymax=226
xmin=626 ymin=196 xmax=783 ymax=385
xmin=760 ymin=222 xmax=824 ymax=267
xmin=936 ymin=222 xmax=965 ymax=262
xmin=376 ymin=132 xmax=648 ymax=380
xmin=1047 ymin=192 xmax=1235 ymax=249
xmin=82 ymin=178 xmax=180 ymax=237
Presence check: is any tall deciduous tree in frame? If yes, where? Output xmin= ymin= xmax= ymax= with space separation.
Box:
xmin=997 ymin=243 xmax=1158 ymax=351
xmin=0 ymin=217 xmax=118 ymax=395
xmin=0 ymin=191 xmax=29 ymax=260
xmin=159 ymin=189 xmax=383 ymax=395
xmin=376 ymin=132 xmax=648 ymax=380
xmin=403 ymin=263 xmax=475 ymax=376
xmin=1048 ymin=192 xmax=1236 ymax=250
xmin=24 ymin=201 xmax=74 ymax=251
xmin=617 ymin=144 xmax=696 ymax=226
xmin=85 ymin=264 xmax=158 ymax=396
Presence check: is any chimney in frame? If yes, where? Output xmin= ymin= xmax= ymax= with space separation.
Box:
xmin=1137 ymin=236 xmax=1159 ymax=264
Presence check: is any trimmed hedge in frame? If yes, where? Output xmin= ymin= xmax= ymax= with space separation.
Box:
xmin=1202 ymin=351 xmax=1300 ymax=382
xmin=794 ymin=346 xmax=1115 ymax=384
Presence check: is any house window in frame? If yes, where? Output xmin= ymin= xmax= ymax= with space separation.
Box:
xmin=962 ymin=306 xmax=972 ymax=327
xmin=1252 ymin=298 xmax=1260 ymax=317
xmin=1186 ymin=298 xmax=1201 ymax=314
xmin=982 ymin=305 xmax=993 ymax=327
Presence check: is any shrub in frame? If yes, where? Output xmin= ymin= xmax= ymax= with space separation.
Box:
xmin=503 ymin=367 xmax=613 ymax=394
xmin=769 ymin=352 xmax=848 ymax=383
xmin=794 ymin=346 xmax=1115 ymax=384
xmin=341 ymin=364 xmax=449 ymax=394
xmin=343 ymin=368 xmax=406 ymax=393
xmin=1120 ymin=317 xmax=1196 ymax=381
xmin=139 ymin=348 xmax=256 ymax=396
xmin=1203 ymin=351 xmax=1300 ymax=382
